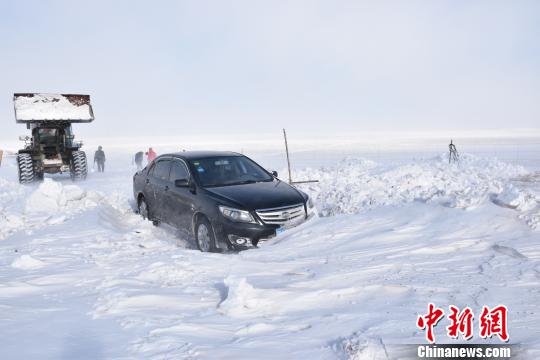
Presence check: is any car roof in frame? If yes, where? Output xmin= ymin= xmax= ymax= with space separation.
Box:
xmin=160 ymin=150 xmax=243 ymax=160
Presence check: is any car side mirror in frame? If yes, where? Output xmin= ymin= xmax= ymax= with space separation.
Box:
xmin=175 ymin=178 xmax=190 ymax=187
xmin=271 ymin=171 xmax=278 ymax=177
xmin=19 ymin=135 xmax=29 ymax=141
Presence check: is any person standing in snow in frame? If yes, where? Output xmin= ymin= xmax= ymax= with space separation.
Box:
xmin=134 ymin=151 xmax=144 ymax=170
xmin=94 ymin=146 xmax=106 ymax=172
xmin=449 ymin=140 xmax=459 ymax=164
xmin=146 ymin=147 xmax=157 ymax=164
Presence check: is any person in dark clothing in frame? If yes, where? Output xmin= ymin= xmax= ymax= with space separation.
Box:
xmin=134 ymin=151 xmax=144 ymax=170
xmin=94 ymin=146 xmax=106 ymax=172
xmin=449 ymin=140 xmax=459 ymax=164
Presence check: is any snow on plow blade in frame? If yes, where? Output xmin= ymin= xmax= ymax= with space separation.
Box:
xmin=14 ymin=93 xmax=94 ymax=123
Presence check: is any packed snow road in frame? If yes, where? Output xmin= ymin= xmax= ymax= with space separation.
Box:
xmin=0 ymin=150 xmax=539 ymax=359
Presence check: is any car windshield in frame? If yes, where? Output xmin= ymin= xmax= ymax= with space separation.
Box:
xmin=189 ymin=156 xmax=273 ymax=187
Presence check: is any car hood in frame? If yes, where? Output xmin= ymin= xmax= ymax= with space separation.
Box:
xmin=204 ymin=180 xmax=305 ymax=211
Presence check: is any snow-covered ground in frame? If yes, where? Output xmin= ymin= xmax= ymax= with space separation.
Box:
xmin=0 ymin=135 xmax=539 ymax=359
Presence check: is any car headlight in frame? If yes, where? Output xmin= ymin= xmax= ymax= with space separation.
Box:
xmin=307 ymin=196 xmax=314 ymax=209
xmin=306 ymin=196 xmax=316 ymax=217
xmin=219 ymin=206 xmax=256 ymax=223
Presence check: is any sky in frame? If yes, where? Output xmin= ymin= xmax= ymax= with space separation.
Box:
xmin=0 ymin=0 xmax=539 ymax=141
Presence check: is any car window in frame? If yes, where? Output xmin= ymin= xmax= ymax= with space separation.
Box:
xmin=189 ymin=156 xmax=273 ymax=187
xmin=169 ymin=160 xmax=189 ymax=182
xmin=147 ymin=163 xmax=156 ymax=176
xmin=152 ymin=160 xmax=171 ymax=180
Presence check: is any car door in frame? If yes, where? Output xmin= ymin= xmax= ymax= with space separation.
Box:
xmin=146 ymin=159 xmax=172 ymax=221
xmin=163 ymin=159 xmax=196 ymax=230
xmin=140 ymin=161 xmax=156 ymax=203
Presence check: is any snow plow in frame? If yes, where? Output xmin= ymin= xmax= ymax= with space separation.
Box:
xmin=13 ymin=93 xmax=94 ymax=184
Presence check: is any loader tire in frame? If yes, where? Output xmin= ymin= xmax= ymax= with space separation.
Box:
xmin=70 ymin=151 xmax=88 ymax=181
xmin=17 ymin=153 xmax=35 ymax=184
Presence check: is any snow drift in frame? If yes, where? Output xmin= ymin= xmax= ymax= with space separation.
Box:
xmin=0 ymin=178 xmax=103 ymax=240
xmin=293 ymin=154 xmax=539 ymax=229
xmin=1 ymin=147 xmax=539 ymax=359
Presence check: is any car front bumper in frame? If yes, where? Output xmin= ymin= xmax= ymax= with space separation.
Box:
xmin=213 ymin=220 xmax=278 ymax=250
xmin=212 ymin=211 xmax=315 ymax=250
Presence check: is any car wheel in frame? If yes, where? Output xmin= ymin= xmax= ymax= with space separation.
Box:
xmin=139 ymin=197 xmax=160 ymax=226
xmin=138 ymin=197 xmax=149 ymax=219
xmin=195 ymin=217 xmax=216 ymax=252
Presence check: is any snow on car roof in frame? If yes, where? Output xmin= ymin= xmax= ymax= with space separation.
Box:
xmin=14 ymin=93 xmax=94 ymax=122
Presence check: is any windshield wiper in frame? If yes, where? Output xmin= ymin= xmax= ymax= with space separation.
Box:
xmin=203 ymin=180 xmax=254 ymax=187
xmin=235 ymin=180 xmax=258 ymax=185
xmin=204 ymin=179 xmax=273 ymax=188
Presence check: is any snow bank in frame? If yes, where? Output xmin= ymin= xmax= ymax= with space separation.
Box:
xmin=218 ymin=276 xmax=272 ymax=318
xmin=0 ymin=178 xmax=103 ymax=240
xmin=25 ymin=179 xmax=99 ymax=214
xmin=496 ymin=185 xmax=538 ymax=211
xmin=494 ymin=180 xmax=540 ymax=230
xmin=294 ymin=154 xmax=533 ymax=218
xmin=11 ymin=254 xmax=47 ymax=270
xmin=0 ymin=178 xmax=26 ymax=240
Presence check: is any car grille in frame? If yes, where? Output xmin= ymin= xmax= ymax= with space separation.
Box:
xmin=256 ymin=204 xmax=306 ymax=225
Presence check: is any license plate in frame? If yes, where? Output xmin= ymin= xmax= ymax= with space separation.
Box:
xmin=276 ymin=227 xmax=286 ymax=235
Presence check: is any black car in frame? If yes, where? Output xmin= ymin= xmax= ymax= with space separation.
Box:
xmin=133 ymin=151 xmax=315 ymax=252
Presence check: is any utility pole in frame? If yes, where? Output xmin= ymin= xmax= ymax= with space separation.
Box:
xmin=281 ymin=129 xmax=318 ymax=185
xmin=283 ymin=128 xmax=292 ymax=183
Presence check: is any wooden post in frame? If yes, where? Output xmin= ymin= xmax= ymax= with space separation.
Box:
xmin=283 ymin=128 xmax=292 ymax=183
xmin=0 ymin=149 xmax=3 ymax=167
